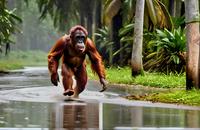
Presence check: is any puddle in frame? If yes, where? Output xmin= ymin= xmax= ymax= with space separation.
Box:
xmin=0 ymin=101 xmax=200 ymax=129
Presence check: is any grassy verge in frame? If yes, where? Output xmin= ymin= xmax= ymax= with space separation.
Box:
xmin=88 ymin=66 xmax=185 ymax=89
xmin=0 ymin=50 xmax=47 ymax=71
xmin=88 ymin=66 xmax=200 ymax=106
xmin=126 ymin=89 xmax=200 ymax=106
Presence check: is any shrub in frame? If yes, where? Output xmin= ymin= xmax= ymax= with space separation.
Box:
xmin=144 ymin=27 xmax=186 ymax=73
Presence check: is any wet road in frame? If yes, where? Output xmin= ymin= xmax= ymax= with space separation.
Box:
xmin=0 ymin=67 xmax=200 ymax=130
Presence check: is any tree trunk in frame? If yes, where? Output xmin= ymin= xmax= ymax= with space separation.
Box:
xmin=131 ymin=0 xmax=145 ymax=76
xmin=80 ymin=1 xmax=86 ymax=27
xmin=95 ymin=0 xmax=102 ymax=29
xmin=87 ymin=12 xmax=93 ymax=38
xmin=94 ymin=0 xmax=102 ymax=44
xmin=175 ymin=0 xmax=182 ymax=17
xmin=112 ymin=10 xmax=122 ymax=65
xmin=185 ymin=0 xmax=200 ymax=89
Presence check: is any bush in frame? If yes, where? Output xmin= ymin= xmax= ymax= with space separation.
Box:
xmin=144 ymin=27 xmax=186 ymax=73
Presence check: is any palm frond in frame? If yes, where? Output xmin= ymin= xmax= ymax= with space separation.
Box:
xmin=146 ymin=0 xmax=157 ymax=25
xmin=119 ymin=23 xmax=134 ymax=36
xmin=103 ymin=0 xmax=122 ymax=25
xmin=120 ymin=36 xmax=133 ymax=43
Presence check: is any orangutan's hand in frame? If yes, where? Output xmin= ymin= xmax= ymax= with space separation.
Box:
xmin=51 ymin=73 xmax=59 ymax=86
xmin=99 ymin=78 xmax=107 ymax=92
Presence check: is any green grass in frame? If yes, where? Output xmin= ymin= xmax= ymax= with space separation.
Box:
xmin=126 ymin=89 xmax=200 ymax=106
xmin=0 ymin=50 xmax=47 ymax=71
xmin=88 ymin=66 xmax=185 ymax=89
xmin=134 ymin=72 xmax=185 ymax=88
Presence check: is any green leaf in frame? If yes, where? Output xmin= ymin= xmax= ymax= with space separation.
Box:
xmin=119 ymin=23 xmax=134 ymax=36
xmin=113 ymin=46 xmax=126 ymax=56
xmin=120 ymin=36 xmax=133 ymax=43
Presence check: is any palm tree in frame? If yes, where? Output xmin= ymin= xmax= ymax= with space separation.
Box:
xmin=184 ymin=0 xmax=200 ymax=89
xmin=131 ymin=0 xmax=145 ymax=76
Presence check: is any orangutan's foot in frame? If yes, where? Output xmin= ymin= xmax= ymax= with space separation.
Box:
xmin=63 ymin=89 xmax=74 ymax=96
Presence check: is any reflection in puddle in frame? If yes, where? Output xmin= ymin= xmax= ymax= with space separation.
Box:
xmin=0 ymin=101 xmax=200 ymax=129
xmin=103 ymin=104 xmax=200 ymax=129
xmin=55 ymin=102 xmax=99 ymax=129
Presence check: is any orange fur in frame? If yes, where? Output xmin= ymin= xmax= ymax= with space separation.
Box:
xmin=48 ymin=25 xmax=106 ymax=97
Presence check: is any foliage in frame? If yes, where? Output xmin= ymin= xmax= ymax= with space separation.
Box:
xmin=95 ymin=26 xmax=114 ymax=66
xmin=144 ymin=0 xmax=173 ymax=30
xmin=171 ymin=16 xmax=185 ymax=29
xmin=95 ymin=23 xmax=134 ymax=66
xmin=144 ymin=27 xmax=186 ymax=73
xmin=114 ymin=23 xmax=134 ymax=65
xmin=113 ymin=16 xmax=185 ymax=68
xmin=0 ymin=0 xmax=22 ymax=52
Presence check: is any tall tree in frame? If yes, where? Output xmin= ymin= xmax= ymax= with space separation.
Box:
xmin=131 ymin=0 xmax=145 ymax=76
xmin=184 ymin=0 xmax=200 ymax=89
